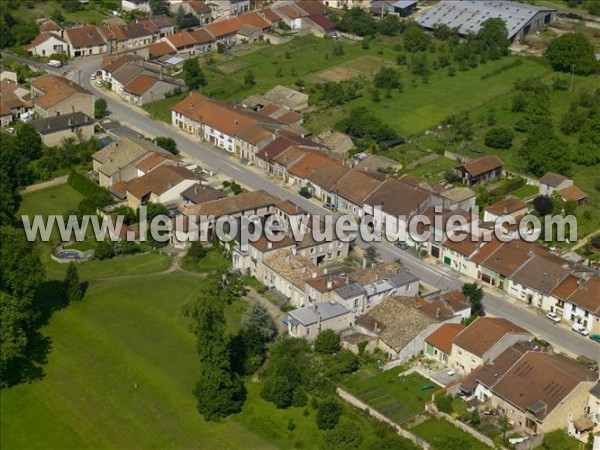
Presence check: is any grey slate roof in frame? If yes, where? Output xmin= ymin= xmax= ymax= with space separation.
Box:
xmin=112 ymin=63 xmax=144 ymax=85
xmin=334 ymin=282 xmax=366 ymax=299
xmin=386 ymin=271 xmax=419 ymax=288
xmin=591 ymin=381 xmax=600 ymax=399
xmin=288 ymin=301 xmax=351 ymax=326
xmin=32 ymin=112 xmax=93 ymax=135
xmin=417 ymin=1 xmax=555 ymax=39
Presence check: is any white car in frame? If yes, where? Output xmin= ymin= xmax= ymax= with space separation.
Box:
xmin=90 ymin=74 xmax=96 ymax=80
xmin=546 ymin=312 xmax=561 ymax=323
xmin=572 ymin=323 xmax=590 ymax=336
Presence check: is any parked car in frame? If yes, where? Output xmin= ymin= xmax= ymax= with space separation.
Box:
xmin=546 ymin=312 xmax=561 ymax=323
xmin=571 ymin=323 xmax=590 ymax=336
xmin=299 ymin=188 xmax=311 ymax=199
xmin=395 ymin=242 xmax=409 ymax=250
xmin=323 ymin=203 xmax=335 ymax=210
xmin=90 ymin=74 xmax=96 ymax=80
xmin=590 ymin=334 xmax=600 ymax=344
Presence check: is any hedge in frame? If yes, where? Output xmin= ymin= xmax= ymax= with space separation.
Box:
xmin=490 ymin=177 xmax=526 ymax=196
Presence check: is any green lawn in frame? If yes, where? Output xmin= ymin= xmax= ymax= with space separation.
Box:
xmin=181 ymin=248 xmax=231 ymax=273
xmin=343 ymin=367 xmax=432 ymax=424
xmin=19 ymin=184 xmax=84 ymax=222
xmin=0 ymin=275 xmax=264 ymax=450
xmin=406 ymin=156 xmax=456 ymax=181
xmin=18 ymin=184 xmax=172 ymax=281
xmin=142 ymin=92 xmax=187 ymax=123
xmin=9 ymin=0 xmax=111 ymax=25
xmin=410 ymin=417 xmax=491 ymax=450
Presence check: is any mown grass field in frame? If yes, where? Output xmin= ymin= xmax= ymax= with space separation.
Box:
xmin=181 ymin=247 xmax=231 ymax=273
xmin=2 ymin=274 xmax=398 ymax=449
xmin=343 ymin=367 xmax=432 ymax=424
xmin=0 ymin=276 xmax=264 ymax=450
xmin=345 ymin=56 xmax=552 ymax=136
xmin=410 ymin=417 xmax=491 ymax=450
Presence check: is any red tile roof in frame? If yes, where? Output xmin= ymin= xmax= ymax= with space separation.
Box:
xmin=485 ymin=196 xmax=527 ymax=216
xmin=288 ymin=151 xmax=350 ymax=190
xmin=552 ymin=275 xmax=600 ymax=314
xmin=149 ymin=41 xmax=176 ymax=58
xmin=165 ymin=31 xmax=196 ymax=49
xmin=426 ymin=323 xmax=465 ymax=354
xmin=453 ymin=317 xmax=529 ymax=357
xmin=307 ymin=14 xmax=336 ymax=31
xmin=39 ymin=18 xmax=61 ymax=32
xmin=65 ymin=25 xmax=107 ymax=48
xmin=123 ymin=74 xmax=159 ymax=96
xmin=559 ymin=185 xmax=587 ymax=202
xmin=296 ymin=0 xmax=330 ymax=16
xmin=126 ymin=165 xmax=195 ymax=198
xmin=189 ymin=28 xmax=214 ymax=44
xmin=457 ymin=155 xmax=503 ymax=177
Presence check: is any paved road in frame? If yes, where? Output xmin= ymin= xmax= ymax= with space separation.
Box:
xmin=68 ymin=56 xmax=599 ymax=361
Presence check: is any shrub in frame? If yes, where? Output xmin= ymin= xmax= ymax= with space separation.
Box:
xmin=187 ymin=241 xmax=206 ymax=261
xmin=95 ymin=241 xmax=115 ymax=260
xmin=484 ymin=127 xmax=514 ymax=149
xmin=435 ymin=393 xmax=453 ymax=414
xmin=292 ymin=388 xmax=308 ymax=407
xmin=533 ymin=195 xmax=554 ymax=215
xmin=314 ymin=329 xmax=341 ymax=354
xmin=316 ymin=399 xmax=342 ymax=430
xmin=153 ymin=137 xmax=179 ymax=155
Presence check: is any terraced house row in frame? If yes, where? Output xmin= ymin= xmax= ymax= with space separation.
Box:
xmin=23 ymin=1 xmax=336 ymax=59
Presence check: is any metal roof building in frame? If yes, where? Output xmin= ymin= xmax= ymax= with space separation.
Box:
xmin=417 ymin=0 xmax=556 ymax=40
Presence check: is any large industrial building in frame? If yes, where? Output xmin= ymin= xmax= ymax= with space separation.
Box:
xmin=418 ymin=0 xmax=557 ymax=41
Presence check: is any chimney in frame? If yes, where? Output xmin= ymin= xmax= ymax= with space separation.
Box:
xmin=345 ymin=274 xmax=350 ymax=284
xmin=435 ymin=307 xmax=441 ymax=319
xmin=267 ymin=241 xmax=273 ymax=249
xmin=323 ymin=268 xmax=328 ymax=275
xmin=327 ymin=279 xmax=332 ymax=290
xmin=312 ymin=271 xmax=317 ymax=279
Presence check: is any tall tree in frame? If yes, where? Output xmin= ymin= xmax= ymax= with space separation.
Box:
xmin=182 ymin=58 xmax=206 ymax=90
xmin=0 ymin=227 xmax=44 ymax=300
xmin=475 ymin=18 xmax=509 ymax=60
xmin=0 ymin=227 xmax=43 ymax=384
xmin=314 ymin=329 xmax=341 ymax=354
xmin=16 ymin=124 xmax=43 ymax=161
xmin=63 ymin=262 xmax=82 ymax=303
xmin=184 ymin=291 xmax=245 ymax=420
xmin=462 ymin=282 xmax=484 ymax=317
xmin=94 ymin=98 xmax=107 ymax=119
xmin=545 ymin=33 xmax=599 ymax=75
xmin=149 ymin=0 xmax=169 ymax=15
xmin=403 ymin=24 xmax=431 ymax=52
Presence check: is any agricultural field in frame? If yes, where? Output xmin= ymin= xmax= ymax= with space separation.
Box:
xmin=343 ymin=366 xmax=433 ymax=424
